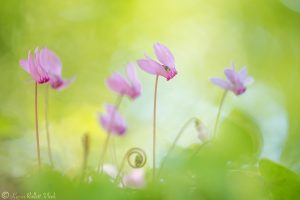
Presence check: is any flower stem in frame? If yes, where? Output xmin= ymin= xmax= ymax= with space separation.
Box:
xmin=114 ymin=150 xmax=127 ymax=186
xmin=213 ymin=90 xmax=228 ymax=138
xmin=45 ymin=84 xmax=54 ymax=167
xmin=158 ymin=117 xmax=198 ymax=177
xmin=81 ymin=133 xmax=90 ymax=180
xmin=111 ymin=137 xmax=118 ymax=165
xmin=97 ymin=95 xmax=124 ymax=173
xmin=35 ymin=82 xmax=41 ymax=168
xmin=192 ymin=91 xmax=228 ymax=159
xmin=153 ymin=75 xmax=159 ymax=181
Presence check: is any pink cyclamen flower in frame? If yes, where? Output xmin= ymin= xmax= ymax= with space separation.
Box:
xmin=19 ymin=48 xmax=50 ymax=84
xmin=39 ymin=48 xmax=74 ymax=90
xmin=122 ymin=169 xmax=145 ymax=189
xmin=102 ymin=163 xmax=145 ymax=189
xmin=106 ymin=63 xmax=141 ymax=99
xmin=99 ymin=104 xmax=127 ymax=136
xmin=210 ymin=64 xmax=253 ymax=96
xmin=137 ymin=43 xmax=177 ymax=81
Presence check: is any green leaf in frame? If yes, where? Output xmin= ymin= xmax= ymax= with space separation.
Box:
xmin=218 ymin=109 xmax=262 ymax=162
xmin=259 ymin=159 xmax=300 ymax=199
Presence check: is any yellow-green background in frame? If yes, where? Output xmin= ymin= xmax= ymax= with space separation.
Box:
xmin=0 ymin=0 xmax=300 ymax=177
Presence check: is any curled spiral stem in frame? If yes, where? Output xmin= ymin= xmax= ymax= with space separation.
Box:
xmin=114 ymin=147 xmax=147 ymax=185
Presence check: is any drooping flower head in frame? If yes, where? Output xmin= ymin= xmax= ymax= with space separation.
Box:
xmin=210 ymin=64 xmax=253 ymax=96
xmin=99 ymin=104 xmax=127 ymax=136
xmin=195 ymin=119 xmax=209 ymax=143
xmin=102 ymin=163 xmax=145 ymax=189
xmin=137 ymin=43 xmax=177 ymax=81
xmin=122 ymin=169 xmax=145 ymax=189
xmin=20 ymin=48 xmax=50 ymax=84
xmin=39 ymin=48 xmax=74 ymax=90
xmin=106 ymin=63 xmax=141 ymax=99
xmin=20 ymin=47 xmax=74 ymax=89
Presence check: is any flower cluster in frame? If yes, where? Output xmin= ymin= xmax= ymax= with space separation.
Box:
xmin=20 ymin=47 xmax=74 ymax=89
xmin=19 ymin=43 xmax=254 ymax=189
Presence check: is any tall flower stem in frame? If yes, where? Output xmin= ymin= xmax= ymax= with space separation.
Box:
xmin=81 ymin=133 xmax=90 ymax=180
xmin=35 ymin=82 xmax=41 ymax=167
xmin=152 ymin=75 xmax=159 ymax=180
xmin=192 ymin=91 xmax=228 ymax=159
xmin=45 ymin=84 xmax=54 ymax=167
xmin=213 ymin=90 xmax=228 ymax=138
xmin=97 ymin=95 xmax=124 ymax=173
xmin=111 ymin=137 xmax=118 ymax=165
xmin=158 ymin=117 xmax=197 ymax=177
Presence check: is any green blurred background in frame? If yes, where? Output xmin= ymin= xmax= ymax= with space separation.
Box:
xmin=0 ymin=0 xmax=300 ymax=181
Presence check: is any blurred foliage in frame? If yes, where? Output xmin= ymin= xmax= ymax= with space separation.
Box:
xmin=1 ymin=0 xmax=300 ymax=199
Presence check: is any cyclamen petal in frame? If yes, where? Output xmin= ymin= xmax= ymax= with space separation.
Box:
xmin=102 ymin=164 xmax=145 ymax=189
xmin=107 ymin=73 xmax=131 ymax=95
xmin=210 ymin=78 xmax=232 ymax=90
xmin=137 ymin=58 xmax=165 ymax=76
xmin=224 ymin=67 xmax=238 ymax=84
xmin=137 ymin=43 xmax=177 ymax=81
xmin=50 ymin=75 xmax=75 ymax=90
xmin=126 ymin=63 xmax=142 ymax=98
xmin=20 ymin=50 xmax=50 ymax=84
xmin=99 ymin=105 xmax=127 ymax=136
xmin=153 ymin=43 xmax=175 ymax=69
xmin=39 ymin=48 xmax=74 ymax=90
xmin=20 ymin=47 xmax=72 ymax=87
xmin=39 ymin=48 xmax=62 ymax=76
xmin=211 ymin=64 xmax=253 ymax=96
xmin=106 ymin=64 xmax=141 ymax=100
xmin=122 ymin=169 xmax=145 ymax=189
xmin=19 ymin=59 xmax=29 ymax=73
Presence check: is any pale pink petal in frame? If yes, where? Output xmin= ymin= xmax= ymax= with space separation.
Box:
xmin=243 ymin=77 xmax=254 ymax=86
xmin=106 ymin=73 xmax=131 ymax=96
xmin=210 ymin=78 xmax=232 ymax=90
xmin=19 ymin=59 xmax=30 ymax=73
xmin=99 ymin=105 xmax=127 ymax=136
xmin=34 ymin=48 xmax=45 ymax=76
xmin=27 ymin=51 xmax=41 ymax=82
xmin=238 ymin=67 xmax=254 ymax=86
xmin=122 ymin=169 xmax=145 ymax=189
xmin=50 ymin=76 xmax=75 ymax=90
xmin=153 ymin=43 xmax=175 ymax=69
xmin=238 ymin=67 xmax=248 ymax=80
xmin=224 ymin=67 xmax=238 ymax=84
xmin=40 ymin=48 xmax=62 ymax=76
xmin=137 ymin=58 xmax=168 ymax=79
xmin=126 ymin=63 xmax=141 ymax=99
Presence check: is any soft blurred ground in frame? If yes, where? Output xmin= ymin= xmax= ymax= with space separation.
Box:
xmin=0 ymin=0 xmax=300 ymax=178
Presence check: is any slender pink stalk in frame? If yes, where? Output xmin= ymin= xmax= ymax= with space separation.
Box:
xmin=97 ymin=95 xmax=124 ymax=173
xmin=153 ymin=75 xmax=159 ymax=180
xmin=45 ymin=84 xmax=54 ymax=167
xmin=35 ymin=82 xmax=41 ymax=167
xmin=213 ymin=90 xmax=228 ymax=138
xmin=81 ymin=133 xmax=90 ymax=179
xmin=111 ymin=137 xmax=118 ymax=165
